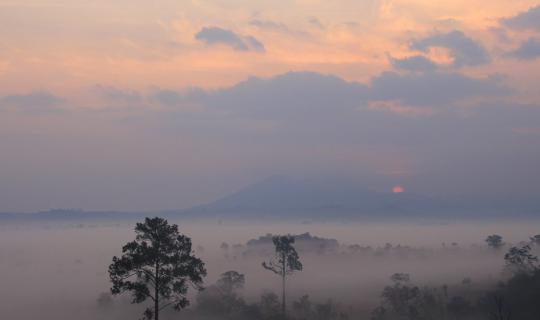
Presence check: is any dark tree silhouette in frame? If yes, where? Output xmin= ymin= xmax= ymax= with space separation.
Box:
xmin=260 ymin=291 xmax=282 ymax=320
xmin=196 ymin=270 xmax=246 ymax=317
xmin=390 ymin=273 xmax=410 ymax=283
xmin=292 ymin=295 xmax=313 ymax=320
xmin=529 ymin=235 xmax=540 ymax=246
xmin=262 ymin=235 xmax=303 ymax=318
xmin=108 ymin=217 xmax=206 ymax=320
xmin=486 ymin=235 xmax=505 ymax=249
xmin=504 ymin=245 xmax=538 ymax=275
xmin=216 ymin=270 xmax=245 ymax=294
xmin=447 ymin=296 xmax=473 ymax=319
xmin=381 ymin=273 xmax=419 ymax=315
xmin=488 ymin=295 xmax=512 ymax=320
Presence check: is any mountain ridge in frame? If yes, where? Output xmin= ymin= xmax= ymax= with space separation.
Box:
xmin=1 ymin=175 xmax=538 ymax=220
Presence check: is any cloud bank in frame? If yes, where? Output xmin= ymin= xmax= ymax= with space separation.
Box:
xmin=509 ymin=38 xmax=540 ymax=60
xmin=0 ymin=92 xmax=63 ymax=113
xmin=195 ymin=27 xmax=265 ymax=52
xmin=411 ymin=30 xmax=490 ymax=67
xmin=503 ymin=5 xmax=540 ymax=31
xmin=0 ymin=69 xmax=539 ymax=211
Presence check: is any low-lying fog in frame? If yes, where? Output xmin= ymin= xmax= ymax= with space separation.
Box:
xmin=1 ymin=219 xmax=539 ymax=319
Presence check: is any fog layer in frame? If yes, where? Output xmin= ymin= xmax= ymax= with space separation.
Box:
xmin=1 ymin=219 xmax=538 ymax=319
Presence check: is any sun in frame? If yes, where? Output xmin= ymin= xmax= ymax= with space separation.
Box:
xmin=392 ymin=185 xmax=405 ymax=193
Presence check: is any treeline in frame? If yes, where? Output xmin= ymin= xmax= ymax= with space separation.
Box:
xmin=370 ymin=236 xmax=540 ymax=320
xmin=195 ymin=271 xmax=348 ymax=320
xmin=104 ymin=217 xmax=540 ymax=320
xmin=221 ymin=232 xmax=539 ymax=261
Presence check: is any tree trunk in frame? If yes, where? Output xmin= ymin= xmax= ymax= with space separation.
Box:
xmin=155 ymin=263 xmax=159 ymax=320
xmin=282 ymin=273 xmax=286 ymax=318
xmin=282 ymin=252 xmax=286 ymax=318
xmin=155 ymin=289 xmax=159 ymax=320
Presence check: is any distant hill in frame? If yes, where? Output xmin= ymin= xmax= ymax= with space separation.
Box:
xmin=181 ymin=175 xmax=456 ymax=219
xmin=0 ymin=209 xmax=145 ymax=221
xmin=1 ymin=176 xmax=538 ymax=221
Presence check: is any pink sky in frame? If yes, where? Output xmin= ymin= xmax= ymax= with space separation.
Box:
xmin=0 ymin=1 xmax=539 ymax=211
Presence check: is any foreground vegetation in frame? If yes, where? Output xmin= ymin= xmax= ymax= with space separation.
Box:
xmin=104 ymin=217 xmax=540 ymax=320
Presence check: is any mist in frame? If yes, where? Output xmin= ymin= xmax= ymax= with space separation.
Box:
xmin=2 ymin=218 xmax=539 ymax=319
xmin=2 ymin=1 xmax=540 ymax=319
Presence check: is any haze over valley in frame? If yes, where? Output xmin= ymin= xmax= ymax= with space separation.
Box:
xmin=1 ymin=1 xmax=540 ymax=319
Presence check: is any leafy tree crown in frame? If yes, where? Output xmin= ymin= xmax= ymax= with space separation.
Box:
xmin=504 ymin=245 xmax=538 ymax=275
xmin=486 ymin=234 xmax=504 ymax=249
xmin=262 ymin=235 xmax=303 ymax=276
xmin=108 ymin=217 xmax=206 ymax=319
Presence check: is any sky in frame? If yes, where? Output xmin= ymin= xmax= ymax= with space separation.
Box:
xmin=0 ymin=0 xmax=539 ymax=212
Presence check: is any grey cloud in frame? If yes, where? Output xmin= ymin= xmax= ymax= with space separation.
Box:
xmin=155 ymin=70 xmax=509 ymax=114
xmin=154 ymin=72 xmax=537 ymax=201
xmin=1 ymin=72 xmax=537 ymax=211
xmin=0 ymin=91 xmax=63 ymax=113
xmin=411 ymin=30 xmax=490 ymax=67
xmin=369 ymin=71 xmax=508 ymax=106
xmin=195 ymin=27 xmax=265 ymax=52
xmin=151 ymin=88 xmax=208 ymax=108
xmin=244 ymin=36 xmax=265 ymax=52
xmin=508 ymin=38 xmax=540 ymax=60
xmin=390 ymin=55 xmax=438 ymax=72
xmin=489 ymin=27 xmax=511 ymax=43
xmin=249 ymin=19 xmax=289 ymax=32
xmin=308 ymin=17 xmax=324 ymax=29
xmin=152 ymin=90 xmax=185 ymax=106
xmin=502 ymin=5 xmax=540 ymax=31
xmin=93 ymin=85 xmax=141 ymax=104
xmin=202 ymin=72 xmax=368 ymax=118
xmin=209 ymin=71 xmax=508 ymax=113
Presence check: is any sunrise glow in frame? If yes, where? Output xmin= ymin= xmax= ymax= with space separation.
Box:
xmin=2 ymin=2 xmax=540 ymax=319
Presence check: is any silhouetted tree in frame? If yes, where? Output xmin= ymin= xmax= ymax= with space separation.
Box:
xmin=504 ymin=245 xmax=538 ymax=275
xmin=381 ymin=273 xmax=420 ymax=316
xmin=486 ymin=235 xmax=505 ymax=249
xmin=315 ymin=299 xmax=348 ymax=320
xmin=196 ymin=270 xmax=246 ymax=317
xmin=108 ymin=217 xmax=206 ymax=320
xmin=293 ymin=295 xmax=313 ymax=320
xmin=220 ymin=242 xmax=230 ymax=258
xmin=390 ymin=273 xmax=410 ymax=283
xmin=371 ymin=306 xmax=387 ymax=320
xmin=217 ymin=270 xmax=245 ymax=294
xmin=478 ymin=248 xmax=540 ymax=320
xmin=488 ymin=295 xmax=512 ymax=320
xmin=260 ymin=291 xmax=282 ymax=320
xmin=447 ymin=296 xmax=473 ymax=319
xmin=373 ymin=273 xmax=453 ymax=320
xmin=529 ymin=235 xmax=540 ymax=246
xmin=262 ymin=235 xmax=303 ymax=318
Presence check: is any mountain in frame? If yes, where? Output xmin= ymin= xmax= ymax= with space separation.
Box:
xmin=0 ymin=209 xmax=147 ymax=221
xmin=1 ymin=176 xmax=538 ymax=221
xmin=182 ymin=175 xmax=455 ymax=219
